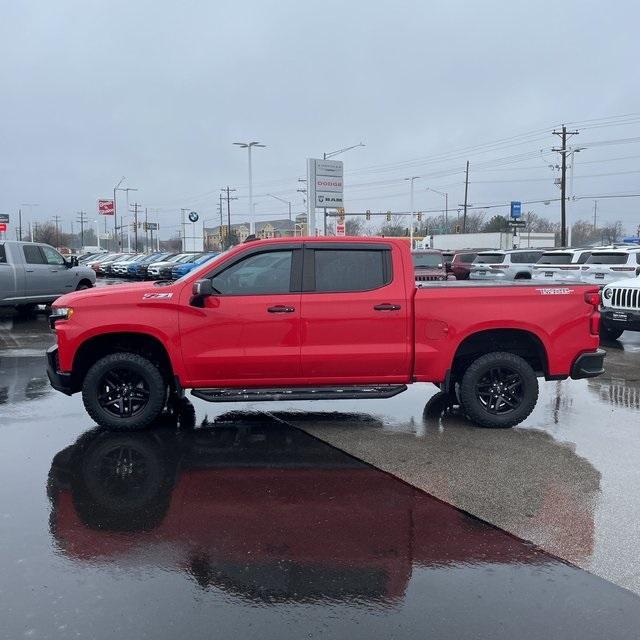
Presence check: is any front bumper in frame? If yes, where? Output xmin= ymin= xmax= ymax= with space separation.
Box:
xmin=46 ymin=345 xmax=74 ymax=395
xmin=571 ymin=349 xmax=606 ymax=380
xmin=601 ymin=308 xmax=640 ymax=331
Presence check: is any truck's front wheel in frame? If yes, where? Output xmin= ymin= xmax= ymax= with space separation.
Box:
xmin=459 ymin=352 xmax=538 ymax=429
xmin=82 ymin=353 xmax=167 ymax=431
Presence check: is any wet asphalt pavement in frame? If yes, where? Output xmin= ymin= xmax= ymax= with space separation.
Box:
xmin=1 ymin=309 xmax=640 ymax=638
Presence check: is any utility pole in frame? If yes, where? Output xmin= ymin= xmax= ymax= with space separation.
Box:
xmin=144 ymin=208 xmax=149 ymax=251
xmin=76 ymin=210 xmax=87 ymax=249
xmin=462 ymin=161 xmax=470 ymax=233
xmin=131 ymin=203 xmax=141 ymax=251
xmin=552 ymin=125 xmax=579 ymax=246
xmin=18 ymin=209 xmax=23 ymax=241
xmin=53 ymin=215 xmax=61 ymax=248
xmin=220 ymin=187 xmax=237 ymax=249
xmin=593 ymin=200 xmax=598 ymax=229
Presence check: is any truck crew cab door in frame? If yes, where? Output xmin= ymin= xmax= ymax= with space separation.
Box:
xmin=179 ymin=245 xmax=302 ymax=387
xmin=21 ymin=244 xmax=51 ymax=297
xmin=299 ymin=243 xmax=411 ymax=384
xmin=39 ymin=245 xmax=75 ymax=296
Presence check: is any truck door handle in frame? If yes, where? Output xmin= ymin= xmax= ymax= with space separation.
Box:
xmin=374 ymin=304 xmax=401 ymax=311
xmin=267 ymin=305 xmax=295 ymax=313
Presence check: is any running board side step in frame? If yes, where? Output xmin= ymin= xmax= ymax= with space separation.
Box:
xmin=191 ymin=385 xmax=408 ymax=403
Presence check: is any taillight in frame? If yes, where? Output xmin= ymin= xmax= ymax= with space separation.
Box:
xmin=491 ymin=265 xmax=509 ymax=269
xmin=581 ymin=266 xmax=590 ymax=271
xmin=590 ymin=313 xmax=600 ymax=335
xmin=561 ymin=266 xmax=580 ymax=270
xmin=584 ymin=291 xmax=601 ymax=306
xmin=610 ymin=267 xmax=636 ymax=272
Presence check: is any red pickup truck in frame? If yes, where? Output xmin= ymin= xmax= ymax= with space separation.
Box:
xmin=47 ymin=237 xmax=604 ymax=430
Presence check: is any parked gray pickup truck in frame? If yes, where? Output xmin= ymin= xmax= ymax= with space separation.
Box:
xmin=0 ymin=241 xmax=96 ymax=312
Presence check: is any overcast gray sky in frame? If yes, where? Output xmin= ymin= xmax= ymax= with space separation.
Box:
xmin=1 ymin=0 xmax=640 ymax=237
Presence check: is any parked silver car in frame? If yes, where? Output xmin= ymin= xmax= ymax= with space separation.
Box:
xmin=0 ymin=241 xmax=96 ymax=312
xmin=469 ymin=249 xmax=546 ymax=281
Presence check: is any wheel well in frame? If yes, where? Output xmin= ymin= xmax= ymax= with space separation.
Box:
xmin=72 ymin=333 xmax=173 ymax=392
xmin=514 ymin=272 xmax=531 ymax=280
xmin=77 ymin=279 xmax=94 ymax=289
xmin=451 ymin=329 xmax=548 ymax=381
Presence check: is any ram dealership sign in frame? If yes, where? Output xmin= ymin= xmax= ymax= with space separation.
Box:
xmin=308 ymin=159 xmax=343 ymax=208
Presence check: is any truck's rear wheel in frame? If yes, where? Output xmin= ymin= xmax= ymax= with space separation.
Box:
xmin=459 ymin=352 xmax=538 ymax=428
xmin=82 ymin=353 xmax=166 ymax=431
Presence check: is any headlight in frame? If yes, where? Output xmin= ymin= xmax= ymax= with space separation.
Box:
xmin=603 ymin=288 xmax=613 ymax=300
xmin=50 ymin=307 xmax=74 ymax=321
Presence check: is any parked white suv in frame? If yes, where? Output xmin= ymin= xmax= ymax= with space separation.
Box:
xmin=469 ymin=249 xmax=546 ymax=281
xmin=580 ymin=248 xmax=640 ymax=285
xmin=600 ymin=275 xmax=640 ymax=340
xmin=531 ymin=249 xmax=593 ymax=283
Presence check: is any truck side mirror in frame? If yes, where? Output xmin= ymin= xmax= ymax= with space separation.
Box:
xmin=192 ymin=279 xmax=214 ymax=297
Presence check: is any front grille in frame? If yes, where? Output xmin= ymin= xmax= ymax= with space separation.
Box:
xmin=610 ymin=287 xmax=640 ymax=310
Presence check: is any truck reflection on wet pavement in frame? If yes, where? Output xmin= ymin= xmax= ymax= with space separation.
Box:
xmin=39 ymin=413 xmax=638 ymax=638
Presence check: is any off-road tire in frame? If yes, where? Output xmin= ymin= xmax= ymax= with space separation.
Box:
xmin=459 ymin=351 xmax=538 ymax=429
xmin=82 ymin=352 xmax=167 ymax=431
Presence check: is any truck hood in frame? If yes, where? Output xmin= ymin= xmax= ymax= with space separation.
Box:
xmin=53 ymin=281 xmax=180 ymax=308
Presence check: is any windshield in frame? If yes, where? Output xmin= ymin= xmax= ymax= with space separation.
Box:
xmin=474 ymin=253 xmax=505 ymax=264
xmin=412 ymin=254 xmax=442 ymax=268
xmin=537 ymin=253 xmax=573 ymax=265
xmin=586 ymin=252 xmax=628 ymax=265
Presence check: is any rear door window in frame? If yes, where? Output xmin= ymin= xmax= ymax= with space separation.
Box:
xmin=313 ymin=249 xmax=389 ymax=292
xmin=23 ymin=245 xmax=46 ymax=264
xmin=0 ymin=245 xmax=6 ymax=264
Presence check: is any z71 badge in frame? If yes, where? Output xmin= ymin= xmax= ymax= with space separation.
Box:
xmin=142 ymin=293 xmax=173 ymax=300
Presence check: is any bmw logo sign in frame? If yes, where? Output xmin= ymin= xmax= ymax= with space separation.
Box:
xmin=188 ymin=211 xmax=199 ymax=223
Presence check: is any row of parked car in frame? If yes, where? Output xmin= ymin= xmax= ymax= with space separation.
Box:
xmin=412 ymin=245 xmax=640 ymax=286
xmin=79 ymin=251 xmax=221 ymax=281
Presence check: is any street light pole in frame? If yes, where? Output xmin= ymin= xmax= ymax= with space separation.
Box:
xmin=405 ymin=176 xmax=420 ymax=249
xmin=321 ymin=142 xmax=365 ymax=235
xmin=426 ymin=188 xmax=448 ymax=230
xmin=233 ymin=141 xmax=266 ymax=235
xmin=267 ymin=194 xmax=293 ymax=227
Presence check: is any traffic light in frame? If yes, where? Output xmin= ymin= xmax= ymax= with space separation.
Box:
xmin=386 ymin=211 xmax=392 ymax=222
xmin=365 ymin=209 xmax=371 ymax=221
xmin=417 ymin=212 xmax=422 ymax=222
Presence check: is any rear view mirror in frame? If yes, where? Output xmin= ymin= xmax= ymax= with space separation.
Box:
xmin=192 ymin=279 xmax=214 ymax=297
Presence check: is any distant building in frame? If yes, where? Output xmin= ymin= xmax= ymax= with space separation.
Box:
xmin=205 ymin=217 xmax=308 ymax=248
xmin=204 ymin=223 xmax=251 ymax=249
xmin=255 ymin=219 xmax=295 ymax=239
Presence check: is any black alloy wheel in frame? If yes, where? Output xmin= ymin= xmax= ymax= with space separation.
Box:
xmin=82 ymin=352 xmax=167 ymax=430
xmin=459 ymin=351 xmax=538 ymax=428
xmin=97 ymin=367 xmax=151 ymax=419
xmin=475 ymin=366 xmax=524 ymax=415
